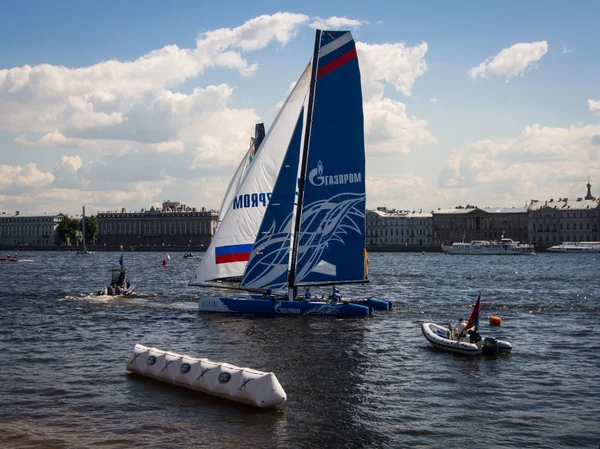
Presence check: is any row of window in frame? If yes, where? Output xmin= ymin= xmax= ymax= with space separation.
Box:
xmin=368 ymin=238 xmax=433 ymax=244
xmin=0 ymin=218 xmax=60 ymax=223
xmin=367 ymin=220 xmax=428 ymax=226
xmin=0 ymin=225 xmax=57 ymax=236
xmin=533 ymin=211 xmax=599 ymax=218
xmin=532 ymin=223 xmax=596 ymax=231
xmin=0 ymin=239 xmax=54 ymax=245
xmin=532 ymin=235 xmax=598 ymax=243
xmin=99 ymin=220 xmax=212 ymax=235
xmin=367 ymin=229 xmax=431 ymax=237
xmin=99 ymin=213 xmax=214 ymax=218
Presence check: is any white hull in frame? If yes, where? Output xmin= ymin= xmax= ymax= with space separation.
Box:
xmin=442 ymin=238 xmax=535 ymax=255
xmin=547 ymin=242 xmax=600 ymax=253
xmin=442 ymin=246 xmax=535 ymax=255
xmin=421 ymin=322 xmax=512 ymax=356
xmin=126 ymin=344 xmax=286 ymax=408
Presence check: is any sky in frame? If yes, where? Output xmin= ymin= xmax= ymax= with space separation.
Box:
xmin=1 ymin=0 xmax=599 ymax=216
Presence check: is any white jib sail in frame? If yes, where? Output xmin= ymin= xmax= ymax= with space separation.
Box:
xmin=190 ymin=62 xmax=312 ymax=285
xmin=218 ymin=145 xmax=251 ymax=222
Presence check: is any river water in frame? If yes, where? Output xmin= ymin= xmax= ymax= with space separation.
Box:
xmin=1 ymin=251 xmax=598 ymax=448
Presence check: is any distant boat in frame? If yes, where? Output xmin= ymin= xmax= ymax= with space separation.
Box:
xmin=442 ymin=238 xmax=535 ymax=255
xmin=547 ymin=241 xmax=600 ymax=253
xmin=76 ymin=206 xmax=95 ymax=255
xmin=0 ymin=252 xmax=19 ymax=262
xmin=183 ymin=253 xmax=202 ymax=259
xmin=97 ymin=255 xmax=134 ymax=296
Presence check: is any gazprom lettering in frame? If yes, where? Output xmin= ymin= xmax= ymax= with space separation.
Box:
xmin=232 ymin=192 xmax=272 ymax=210
xmin=308 ymin=160 xmax=362 ymax=187
xmin=274 ymin=303 xmax=301 ymax=314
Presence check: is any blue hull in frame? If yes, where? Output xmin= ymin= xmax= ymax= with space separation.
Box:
xmin=354 ymin=298 xmax=393 ymax=311
xmin=199 ymin=297 xmax=373 ymax=317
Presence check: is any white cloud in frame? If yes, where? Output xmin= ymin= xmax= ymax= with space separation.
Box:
xmin=364 ymin=97 xmax=436 ymax=156
xmin=436 ymin=123 xmax=600 ymax=209
xmin=0 ymin=163 xmax=55 ymax=194
xmin=357 ymin=41 xmax=428 ymax=98
xmin=0 ymin=12 xmax=308 ymax=136
xmin=561 ymin=44 xmax=572 ymax=54
xmin=468 ymin=41 xmax=548 ymax=81
xmin=356 ymin=40 xmax=434 ymax=156
xmin=429 ymin=97 xmax=439 ymax=104
xmin=589 ymin=99 xmax=600 ymax=116
xmin=309 ymin=16 xmax=364 ymax=30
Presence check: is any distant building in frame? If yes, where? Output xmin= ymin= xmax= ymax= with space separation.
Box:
xmin=0 ymin=211 xmax=64 ymax=246
xmin=366 ymin=207 xmax=433 ymax=245
xmin=527 ymin=181 xmax=600 ymax=246
xmin=433 ymin=207 xmax=529 ymax=245
xmin=96 ymin=201 xmax=219 ymax=248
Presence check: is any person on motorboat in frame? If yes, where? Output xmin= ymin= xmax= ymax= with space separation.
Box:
xmin=455 ymin=318 xmax=466 ymax=339
xmin=304 ymin=288 xmax=312 ymax=302
xmin=467 ymin=328 xmax=482 ymax=343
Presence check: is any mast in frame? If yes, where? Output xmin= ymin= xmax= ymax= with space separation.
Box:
xmin=82 ymin=206 xmax=87 ymax=251
xmin=288 ymin=29 xmax=321 ymax=292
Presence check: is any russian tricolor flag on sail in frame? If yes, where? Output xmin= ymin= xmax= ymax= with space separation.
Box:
xmin=215 ymin=244 xmax=254 ymax=264
xmin=317 ymin=31 xmax=357 ymax=79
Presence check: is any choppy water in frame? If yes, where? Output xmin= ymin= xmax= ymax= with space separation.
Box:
xmin=1 ymin=251 xmax=599 ymax=448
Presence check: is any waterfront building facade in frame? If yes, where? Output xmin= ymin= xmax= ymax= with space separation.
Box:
xmin=366 ymin=207 xmax=433 ymax=246
xmin=527 ymin=181 xmax=600 ymax=246
xmin=433 ymin=207 xmax=528 ymax=245
xmin=96 ymin=201 xmax=219 ymax=248
xmin=0 ymin=212 xmax=64 ymax=246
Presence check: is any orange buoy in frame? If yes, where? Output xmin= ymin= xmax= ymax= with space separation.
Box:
xmin=162 ymin=259 xmax=168 ymax=267
xmin=489 ymin=316 xmax=502 ymax=326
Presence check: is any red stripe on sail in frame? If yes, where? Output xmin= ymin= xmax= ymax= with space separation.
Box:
xmin=215 ymin=252 xmax=251 ymax=264
xmin=317 ymin=48 xmax=357 ymax=79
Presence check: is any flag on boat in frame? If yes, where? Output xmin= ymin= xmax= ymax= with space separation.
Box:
xmin=119 ymin=254 xmax=124 ymax=267
xmin=463 ymin=294 xmax=481 ymax=335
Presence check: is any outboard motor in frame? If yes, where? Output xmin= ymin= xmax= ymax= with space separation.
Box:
xmin=481 ymin=337 xmax=499 ymax=356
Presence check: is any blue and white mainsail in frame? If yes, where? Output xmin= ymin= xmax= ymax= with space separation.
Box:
xmin=239 ymin=109 xmax=304 ymax=291
xmin=295 ymin=31 xmax=366 ymax=285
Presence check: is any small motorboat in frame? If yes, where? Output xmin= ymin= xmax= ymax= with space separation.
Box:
xmin=1 ymin=251 xmax=19 ymax=262
xmin=421 ymin=293 xmax=512 ymax=356
xmin=97 ymin=255 xmax=135 ymax=296
xmin=183 ymin=253 xmax=202 ymax=259
xmin=421 ymin=322 xmax=512 ymax=356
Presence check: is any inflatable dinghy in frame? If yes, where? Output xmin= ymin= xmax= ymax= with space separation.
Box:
xmin=126 ymin=344 xmax=286 ymax=408
xmin=421 ymin=322 xmax=512 ymax=356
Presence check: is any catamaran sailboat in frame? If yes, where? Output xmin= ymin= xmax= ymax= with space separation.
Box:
xmin=190 ymin=30 xmax=385 ymax=317
xmin=76 ymin=206 xmax=95 ymax=255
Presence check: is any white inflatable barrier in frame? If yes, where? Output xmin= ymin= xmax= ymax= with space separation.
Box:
xmin=126 ymin=344 xmax=287 ymax=408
